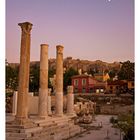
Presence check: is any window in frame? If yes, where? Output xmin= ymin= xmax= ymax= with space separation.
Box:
xmin=96 ymin=89 xmax=100 ymax=93
xmin=82 ymin=88 xmax=86 ymax=93
xmin=100 ymin=89 xmax=104 ymax=93
xmin=74 ymin=79 xmax=78 ymax=86
xmin=90 ymin=88 xmax=93 ymax=93
xmin=74 ymin=88 xmax=78 ymax=93
xmin=82 ymin=79 xmax=86 ymax=85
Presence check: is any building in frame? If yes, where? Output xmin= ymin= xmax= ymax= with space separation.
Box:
xmin=106 ymin=80 xmax=127 ymax=94
xmin=94 ymin=72 xmax=110 ymax=82
xmin=127 ymin=80 xmax=134 ymax=90
xmin=93 ymin=80 xmax=107 ymax=93
xmin=127 ymin=80 xmax=134 ymax=94
xmin=71 ymin=74 xmax=106 ymax=93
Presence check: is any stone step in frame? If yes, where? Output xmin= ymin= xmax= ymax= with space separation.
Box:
xmin=6 ymin=123 xmax=24 ymax=129
xmin=51 ymin=116 xmax=70 ymax=122
xmin=33 ymin=118 xmax=53 ymax=124
xmin=41 ymin=126 xmax=57 ymax=133
xmin=6 ymin=132 xmax=32 ymax=138
xmin=33 ymin=116 xmax=70 ymax=124
xmin=26 ymin=137 xmax=40 ymax=140
xmin=54 ymin=119 xmax=69 ymax=125
xmin=6 ymin=137 xmax=27 ymax=140
xmin=20 ymin=126 xmax=43 ymax=133
xmin=32 ymin=131 xmax=50 ymax=138
xmin=6 ymin=123 xmax=37 ymax=129
xmin=6 ymin=118 xmax=81 ymax=140
xmin=37 ymin=121 xmax=55 ymax=127
xmin=6 ymin=127 xmax=21 ymax=133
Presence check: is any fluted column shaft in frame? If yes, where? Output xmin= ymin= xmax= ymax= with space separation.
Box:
xmin=38 ymin=44 xmax=49 ymax=118
xmin=48 ymin=88 xmax=52 ymax=115
xmin=16 ymin=22 xmax=33 ymax=121
xmin=67 ymin=86 xmax=74 ymax=115
xmin=55 ymin=45 xmax=64 ymax=116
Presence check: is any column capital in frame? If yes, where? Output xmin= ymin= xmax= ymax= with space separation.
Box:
xmin=18 ymin=22 xmax=33 ymax=34
xmin=67 ymin=86 xmax=73 ymax=94
xmin=41 ymin=44 xmax=49 ymax=47
xmin=56 ymin=45 xmax=64 ymax=54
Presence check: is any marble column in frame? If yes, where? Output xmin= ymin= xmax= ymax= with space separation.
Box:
xmin=38 ymin=44 xmax=49 ymax=118
xmin=16 ymin=22 xmax=33 ymax=122
xmin=67 ymin=86 xmax=74 ymax=115
xmin=12 ymin=91 xmax=18 ymax=115
xmin=48 ymin=88 xmax=52 ymax=115
xmin=55 ymin=45 xmax=64 ymax=116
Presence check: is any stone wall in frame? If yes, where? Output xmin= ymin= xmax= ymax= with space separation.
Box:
xmin=12 ymin=94 xmax=68 ymax=115
xmin=74 ymin=101 xmax=95 ymax=114
xmin=100 ymin=104 xmax=134 ymax=115
xmin=28 ymin=95 xmax=39 ymax=115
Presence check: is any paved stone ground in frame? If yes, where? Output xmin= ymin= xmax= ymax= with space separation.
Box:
xmin=6 ymin=114 xmax=123 ymax=140
xmin=70 ymin=115 xmax=123 ymax=140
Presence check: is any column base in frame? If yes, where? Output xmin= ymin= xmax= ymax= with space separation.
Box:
xmin=38 ymin=115 xmax=49 ymax=120
xmin=11 ymin=113 xmax=16 ymax=116
xmin=48 ymin=112 xmax=52 ymax=116
xmin=7 ymin=117 xmax=37 ymax=128
xmin=55 ymin=113 xmax=63 ymax=117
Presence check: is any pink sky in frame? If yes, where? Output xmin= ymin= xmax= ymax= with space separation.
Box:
xmin=6 ymin=0 xmax=134 ymax=63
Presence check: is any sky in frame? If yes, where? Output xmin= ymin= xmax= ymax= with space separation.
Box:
xmin=6 ymin=0 xmax=134 ymax=63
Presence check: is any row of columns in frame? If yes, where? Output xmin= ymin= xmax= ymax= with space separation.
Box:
xmin=15 ymin=22 xmax=74 ymax=123
xmin=38 ymin=44 xmax=74 ymax=117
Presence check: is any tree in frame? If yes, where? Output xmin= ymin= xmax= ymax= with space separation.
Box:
xmin=118 ymin=61 xmax=134 ymax=80
xmin=110 ymin=113 xmax=134 ymax=140
xmin=108 ymin=70 xmax=117 ymax=80
xmin=48 ymin=69 xmax=55 ymax=77
xmin=29 ymin=64 xmax=40 ymax=92
xmin=6 ymin=65 xmax=19 ymax=92
xmin=117 ymin=114 xmax=134 ymax=140
xmin=87 ymin=67 xmax=99 ymax=76
xmin=63 ymin=67 xmax=78 ymax=92
xmin=29 ymin=65 xmax=54 ymax=93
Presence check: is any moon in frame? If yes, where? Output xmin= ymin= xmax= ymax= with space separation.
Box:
xmin=108 ymin=0 xmax=111 ymax=2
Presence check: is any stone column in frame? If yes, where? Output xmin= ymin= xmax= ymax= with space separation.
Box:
xmin=67 ymin=86 xmax=75 ymax=115
xmin=38 ymin=44 xmax=49 ymax=118
xmin=48 ymin=88 xmax=52 ymax=115
xmin=12 ymin=91 xmax=18 ymax=115
xmin=16 ymin=22 xmax=33 ymax=123
xmin=55 ymin=45 xmax=64 ymax=116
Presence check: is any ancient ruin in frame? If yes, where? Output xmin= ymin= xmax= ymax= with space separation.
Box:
xmin=6 ymin=22 xmax=82 ymax=140
xmin=55 ymin=45 xmax=64 ymax=116
xmin=66 ymin=86 xmax=75 ymax=115
xmin=16 ymin=22 xmax=33 ymax=124
xmin=38 ymin=44 xmax=49 ymax=118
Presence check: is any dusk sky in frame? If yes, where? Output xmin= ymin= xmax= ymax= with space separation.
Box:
xmin=6 ymin=0 xmax=134 ymax=63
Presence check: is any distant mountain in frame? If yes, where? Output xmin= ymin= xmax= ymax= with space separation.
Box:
xmin=7 ymin=57 xmax=121 ymax=73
